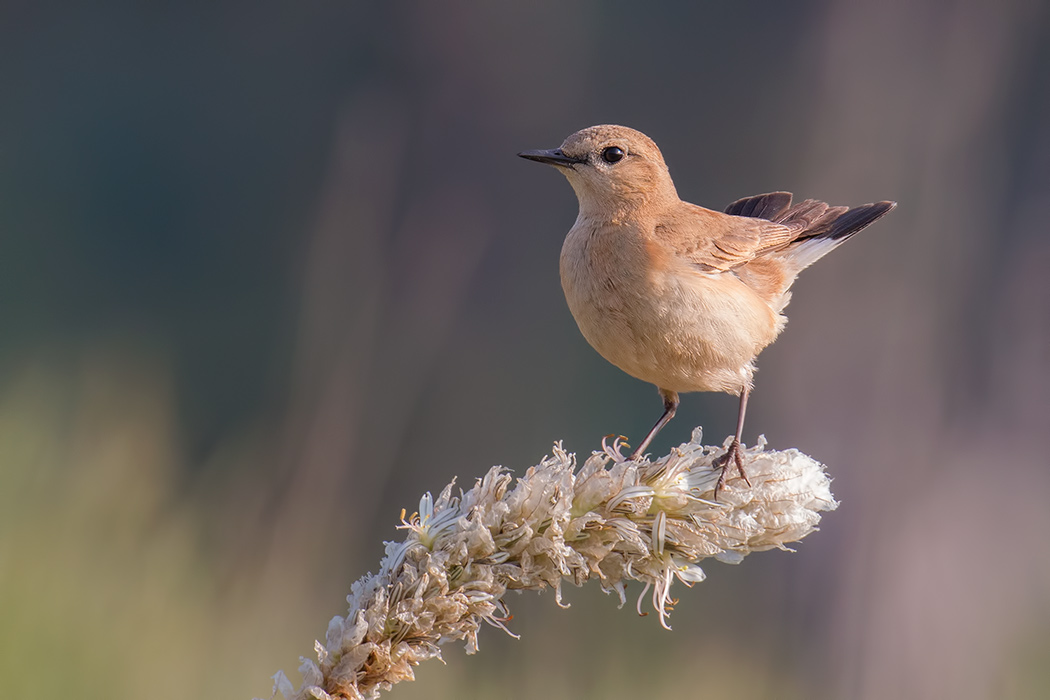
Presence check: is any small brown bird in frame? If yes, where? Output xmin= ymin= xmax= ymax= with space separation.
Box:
xmin=519 ymin=125 xmax=895 ymax=492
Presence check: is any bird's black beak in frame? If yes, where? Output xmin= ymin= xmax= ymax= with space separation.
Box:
xmin=517 ymin=148 xmax=585 ymax=167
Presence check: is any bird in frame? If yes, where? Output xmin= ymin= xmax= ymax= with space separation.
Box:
xmin=519 ymin=125 xmax=895 ymax=493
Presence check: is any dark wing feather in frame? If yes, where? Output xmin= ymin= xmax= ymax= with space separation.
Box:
xmin=812 ymin=201 xmax=896 ymax=242
xmin=723 ymin=191 xmax=793 ymax=220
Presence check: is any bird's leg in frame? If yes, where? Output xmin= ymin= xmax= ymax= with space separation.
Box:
xmin=715 ymin=387 xmax=752 ymax=496
xmin=629 ymin=389 xmax=679 ymax=460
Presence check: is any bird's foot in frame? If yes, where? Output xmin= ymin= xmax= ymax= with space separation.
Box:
xmin=602 ymin=434 xmax=633 ymax=463
xmin=714 ymin=438 xmax=752 ymax=498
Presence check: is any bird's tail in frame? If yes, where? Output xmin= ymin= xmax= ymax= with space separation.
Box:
xmin=777 ymin=199 xmax=896 ymax=271
xmin=725 ymin=193 xmax=896 ymax=316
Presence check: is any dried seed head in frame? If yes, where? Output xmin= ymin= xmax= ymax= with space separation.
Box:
xmin=267 ymin=429 xmax=837 ymax=700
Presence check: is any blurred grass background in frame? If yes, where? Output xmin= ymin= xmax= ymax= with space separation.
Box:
xmin=2 ymin=2 xmax=1049 ymax=699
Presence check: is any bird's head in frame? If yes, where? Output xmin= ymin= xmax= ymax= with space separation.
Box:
xmin=519 ymin=125 xmax=678 ymax=216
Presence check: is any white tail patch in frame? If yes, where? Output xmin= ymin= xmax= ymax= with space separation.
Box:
xmin=784 ymin=237 xmax=845 ymax=272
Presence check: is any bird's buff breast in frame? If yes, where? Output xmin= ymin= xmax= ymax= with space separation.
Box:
xmin=560 ymin=225 xmax=777 ymax=394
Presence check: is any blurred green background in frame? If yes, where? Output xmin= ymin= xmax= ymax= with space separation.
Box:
xmin=2 ymin=2 xmax=1049 ymax=699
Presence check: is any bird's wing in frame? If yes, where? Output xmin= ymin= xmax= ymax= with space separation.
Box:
xmin=659 ymin=205 xmax=799 ymax=273
xmin=658 ymin=194 xmax=852 ymax=273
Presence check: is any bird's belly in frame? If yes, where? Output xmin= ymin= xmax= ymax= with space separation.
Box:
xmin=566 ymin=265 xmax=777 ymax=395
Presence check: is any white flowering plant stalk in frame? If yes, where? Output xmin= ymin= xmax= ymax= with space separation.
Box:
xmin=266 ymin=429 xmax=837 ymax=700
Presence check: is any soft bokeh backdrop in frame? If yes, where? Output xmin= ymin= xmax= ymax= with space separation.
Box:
xmin=2 ymin=2 xmax=1048 ymax=699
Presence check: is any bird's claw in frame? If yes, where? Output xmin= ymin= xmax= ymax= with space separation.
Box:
xmin=714 ymin=438 xmax=752 ymax=498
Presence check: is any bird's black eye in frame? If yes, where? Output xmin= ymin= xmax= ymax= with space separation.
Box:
xmin=601 ymin=146 xmax=625 ymax=164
